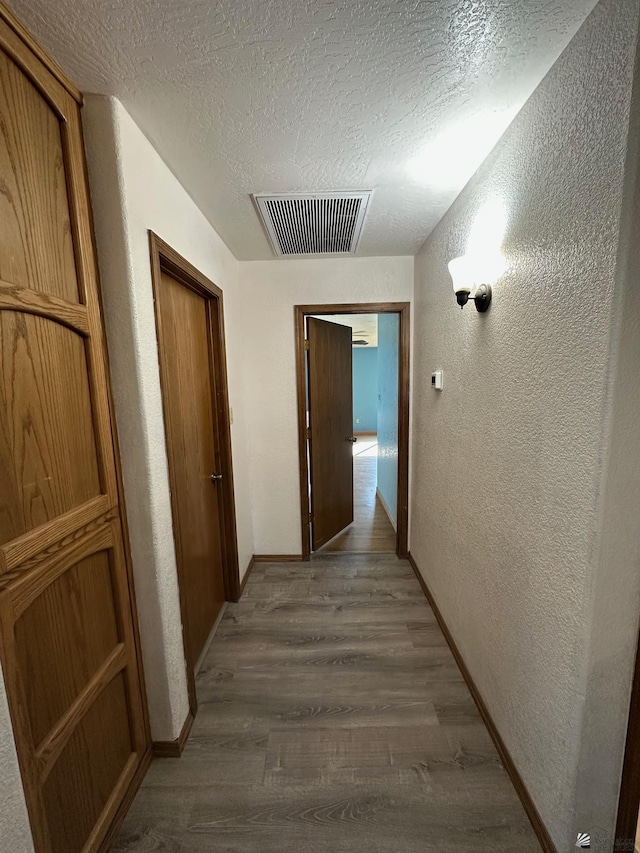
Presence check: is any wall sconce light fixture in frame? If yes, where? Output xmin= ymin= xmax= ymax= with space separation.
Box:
xmin=448 ymin=255 xmax=492 ymax=313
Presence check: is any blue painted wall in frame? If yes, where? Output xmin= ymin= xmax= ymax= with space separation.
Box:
xmin=352 ymin=347 xmax=378 ymax=431
xmin=376 ymin=314 xmax=399 ymax=525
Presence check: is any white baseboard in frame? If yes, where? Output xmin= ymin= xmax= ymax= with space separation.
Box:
xmin=376 ymin=487 xmax=397 ymax=532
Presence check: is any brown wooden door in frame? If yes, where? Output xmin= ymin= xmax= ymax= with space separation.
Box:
xmin=307 ymin=317 xmax=354 ymax=549
xmin=154 ymin=269 xmax=226 ymax=671
xmin=0 ymin=8 xmax=149 ymax=853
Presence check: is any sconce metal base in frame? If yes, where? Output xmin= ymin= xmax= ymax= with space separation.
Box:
xmin=474 ymin=284 xmax=492 ymax=313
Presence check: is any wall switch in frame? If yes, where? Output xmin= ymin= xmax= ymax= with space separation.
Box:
xmin=356 ymin=418 xmax=360 ymax=424
xmin=431 ymin=371 xmax=443 ymax=391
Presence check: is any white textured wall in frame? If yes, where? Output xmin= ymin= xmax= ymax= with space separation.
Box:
xmin=240 ymin=257 xmax=413 ymax=555
xmin=0 ymin=660 xmax=34 ymax=852
xmin=82 ymin=96 xmax=254 ymax=741
xmin=571 ymin=22 xmax=640 ymax=840
xmin=410 ymin=0 xmax=640 ymax=848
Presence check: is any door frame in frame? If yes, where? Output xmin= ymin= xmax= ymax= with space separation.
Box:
xmin=294 ymin=302 xmax=410 ymax=561
xmin=149 ymin=232 xmax=240 ymax=711
xmin=616 ymin=634 xmax=640 ymax=849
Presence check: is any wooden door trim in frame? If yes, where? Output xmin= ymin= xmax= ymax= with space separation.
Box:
xmin=97 ymin=747 xmax=152 ymax=853
xmin=616 ymin=633 xmax=640 ymax=849
xmin=36 ymin=644 xmax=127 ymax=782
xmin=0 ymin=282 xmax=90 ymax=334
xmin=0 ymin=4 xmax=81 ymax=102
xmin=294 ymin=302 xmax=410 ymax=561
xmin=149 ymin=232 xmax=241 ymax=713
xmin=0 ymin=496 xmax=111 ymax=574
xmin=8 ymin=518 xmax=113 ymax=619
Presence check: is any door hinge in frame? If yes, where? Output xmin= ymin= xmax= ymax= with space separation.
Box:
xmin=308 ymin=512 xmax=313 ymax=523
xmin=306 ymin=427 xmax=311 ymax=439
xmin=304 ymin=339 xmax=310 ymax=351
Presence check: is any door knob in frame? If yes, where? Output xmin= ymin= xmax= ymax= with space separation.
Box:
xmin=210 ymin=473 xmax=223 ymax=482
xmin=347 ymin=436 xmax=357 ymax=443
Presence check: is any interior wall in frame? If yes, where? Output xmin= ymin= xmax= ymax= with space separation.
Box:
xmin=352 ymin=347 xmax=378 ymax=432
xmin=240 ymin=257 xmax=413 ymax=555
xmin=571 ymin=22 xmax=640 ymax=839
xmin=376 ymin=313 xmax=399 ymax=526
xmin=82 ymin=95 xmax=254 ymax=741
xmin=0 ymin=660 xmax=34 ymax=852
xmin=410 ymin=0 xmax=640 ymax=847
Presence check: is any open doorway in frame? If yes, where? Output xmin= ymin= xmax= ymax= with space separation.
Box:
xmin=316 ymin=313 xmax=396 ymax=553
xmin=294 ymin=302 xmax=410 ymax=561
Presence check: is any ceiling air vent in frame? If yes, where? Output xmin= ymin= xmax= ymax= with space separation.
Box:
xmin=253 ymin=191 xmax=372 ymax=257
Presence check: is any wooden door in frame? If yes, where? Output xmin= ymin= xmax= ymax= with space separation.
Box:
xmin=0 ymin=7 xmax=149 ymax=853
xmin=154 ymin=269 xmax=226 ymax=671
xmin=307 ymin=317 xmax=354 ymax=549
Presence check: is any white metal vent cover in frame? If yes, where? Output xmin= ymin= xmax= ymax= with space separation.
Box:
xmin=253 ymin=191 xmax=372 ymax=257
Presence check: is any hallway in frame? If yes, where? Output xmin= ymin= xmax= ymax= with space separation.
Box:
xmin=114 ymin=555 xmax=541 ymax=852
xmin=320 ymin=437 xmax=397 ymax=553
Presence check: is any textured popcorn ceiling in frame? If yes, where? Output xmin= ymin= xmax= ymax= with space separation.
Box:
xmin=9 ymin=0 xmax=597 ymax=259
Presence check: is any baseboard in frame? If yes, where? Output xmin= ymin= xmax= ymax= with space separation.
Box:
xmin=376 ymin=487 xmax=397 ymax=532
xmin=354 ymin=430 xmax=377 ymax=436
xmin=239 ymin=555 xmax=256 ymax=596
xmin=253 ymin=554 xmax=303 ymax=562
xmin=407 ymin=553 xmax=558 ymax=853
xmin=152 ymin=709 xmax=195 ymax=758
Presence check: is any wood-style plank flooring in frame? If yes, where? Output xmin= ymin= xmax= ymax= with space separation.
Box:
xmin=113 ymin=555 xmax=541 ymax=852
xmin=321 ymin=437 xmax=396 ymax=553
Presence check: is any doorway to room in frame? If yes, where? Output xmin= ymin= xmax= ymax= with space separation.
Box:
xmin=294 ymin=303 xmax=410 ymax=561
xmin=149 ymin=233 xmax=241 ymax=714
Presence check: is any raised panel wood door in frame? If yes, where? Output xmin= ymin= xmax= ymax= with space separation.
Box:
xmin=0 ymin=8 xmax=149 ymax=853
xmin=307 ymin=317 xmax=354 ymax=549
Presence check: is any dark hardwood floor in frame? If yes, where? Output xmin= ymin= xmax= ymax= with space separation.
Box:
xmin=113 ymin=554 xmax=541 ymax=852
